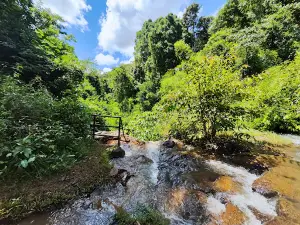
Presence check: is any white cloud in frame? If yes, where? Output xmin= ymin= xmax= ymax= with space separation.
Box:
xmin=120 ymin=56 xmax=134 ymax=65
xmin=34 ymin=0 xmax=91 ymax=31
xmin=98 ymin=0 xmax=191 ymax=57
xmin=103 ymin=67 xmax=112 ymax=73
xmin=95 ymin=53 xmax=119 ymax=66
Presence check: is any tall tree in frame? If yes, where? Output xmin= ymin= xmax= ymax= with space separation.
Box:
xmin=182 ymin=3 xmax=200 ymax=38
xmin=0 ymin=0 xmax=49 ymax=76
xmin=0 ymin=0 xmax=84 ymax=97
xmin=194 ymin=16 xmax=213 ymax=51
xmin=134 ymin=14 xmax=183 ymax=110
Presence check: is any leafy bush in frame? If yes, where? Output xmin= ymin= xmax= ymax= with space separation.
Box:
xmin=159 ymin=55 xmax=244 ymax=139
xmin=0 ymin=78 xmax=92 ymax=177
xmin=240 ymin=53 xmax=300 ymax=134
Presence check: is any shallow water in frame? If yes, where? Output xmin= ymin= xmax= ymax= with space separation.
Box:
xmin=18 ymin=142 xmax=278 ymax=225
xmin=281 ymin=134 xmax=300 ymax=162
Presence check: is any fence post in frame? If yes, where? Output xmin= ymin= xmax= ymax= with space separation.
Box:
xmin=118 ymin=117 xmax=121 ymax=147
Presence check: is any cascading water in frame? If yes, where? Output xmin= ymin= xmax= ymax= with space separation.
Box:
xmin=205 ymin=160 xmax=277 ymax=225
xmin=17 ymin=141 xmax=279 ymax=225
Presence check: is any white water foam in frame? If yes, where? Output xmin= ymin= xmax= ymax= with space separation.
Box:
xmin=206 ymin=195 xmax=226 ymax=215
xmin=206 ymin=160 xmax=277 ymax=225
xmin=282 ymin=134 xmax=300 ymax=145
xmin=145 ymin=142 xmax=160 ymax=184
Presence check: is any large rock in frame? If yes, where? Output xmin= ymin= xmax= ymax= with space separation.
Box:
xmin=265 ymin=217 xmax=298 ymax=225
xmin=220 ymin=203 xmax=246 ymax=225
xmin=252 ymin=166 xmax=300 ymax=201
xmin=275 ymin=198 xmax=300 ymax=224
xmin=110 ymin=146 xmax=125 ymax=159
xmin=214 ymin=176 xmax=241 ymax=194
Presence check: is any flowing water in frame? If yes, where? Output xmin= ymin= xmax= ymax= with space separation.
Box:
xmin=18 ymin=142 xmax=278 ymax=225
xmin=281 ymin=134 xmax=300 ymax=162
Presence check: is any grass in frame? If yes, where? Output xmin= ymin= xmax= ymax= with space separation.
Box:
xmin=112 ymin=205 xmax=170 ymax=225
xmin=0 ymin=143 xmax=112 ymax=223
xmin=240 ymin=129 xmax=293 ymax=146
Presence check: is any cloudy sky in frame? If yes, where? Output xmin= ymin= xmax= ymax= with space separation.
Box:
xmin=35 ymin=0 xmax=226 ymax=72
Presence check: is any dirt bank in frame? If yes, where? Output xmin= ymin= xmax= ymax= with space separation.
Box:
xmin=0 ymin=143 xmax=111 ymax=223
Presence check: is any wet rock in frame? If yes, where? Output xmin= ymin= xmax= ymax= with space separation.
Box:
xmin=214 ymin=176 xmax=241 ymax=194
xmin=166 ymin=189 xmax=209 ymax=223
xmin=163 ymin=138 xmax=175 ymax=148
xmin=183 ymin=169 xmax=220 ymax=193
xmin=116 ymin=170 xmax=134 ymax=187
xmin=252 ymin=178 xmax=278 ymax=198
xmin=196 ymin=191 xmax=208 ymax=204
xmin=81 ymin=200 xmax=92 ymax=210
xmin=110 ymin=146 xmax=125 ymax=159
xmin=252 ymin=165 xmax=300 ymax=201
xmin=133 ymin=155 xmax=153 ymax=164
xmin=276 ymin=198 xmax=300 ymax=223
xmin=265 ymin=217 xmax=299 ymax=225
xmin=220 ymin=203 xmax=246 ymax=225
xmin=109 ymin=166 xmax=119 ymax=177
xmin=249 ymin=206 xmax=273 ymax=223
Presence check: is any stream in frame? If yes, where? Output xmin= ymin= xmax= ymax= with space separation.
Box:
xmin=18 ymin=141 xmax=281 ymax=225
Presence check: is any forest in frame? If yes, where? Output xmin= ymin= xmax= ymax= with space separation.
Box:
xmin=1 ymin=0 xmax=300 ymax=178
xmin=0 ymin=0 xmax=300 ymax=223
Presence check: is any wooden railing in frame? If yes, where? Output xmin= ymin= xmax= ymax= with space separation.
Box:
xmin=92 ymin=114 xmax=127 ymax=146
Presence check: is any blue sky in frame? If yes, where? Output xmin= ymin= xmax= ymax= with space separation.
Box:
xmin=37 ymin=0 xmax=226 ymax=72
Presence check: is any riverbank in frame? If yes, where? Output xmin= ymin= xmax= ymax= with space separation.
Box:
xmin=0 ymin=143 xmax=112 ymax=224
xmin=2 ymin=131 xmax=300 ymax=225
xmin=179 ymin=131 xmax=300 ymax=225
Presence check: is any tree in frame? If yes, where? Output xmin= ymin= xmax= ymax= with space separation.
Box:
xmin=182 ymin=3 xmax=200 ymax=37
xmin=148 ymin=14 xmax=183 ymax=81
xmin=134 ymin=19 xmax=154 ymax=83
xmin=133 ymin=14 xmax=183 ymax=110
xmin=0 ymin=0 xmax=84 ymax=97
xmin=160 ymin=55 xmax=243 ymax=139
xmin=174 ymin=40 xmax=193 ymax=61
xmin=0 ymin=0 xmax=50 ymax=76
xmin=107 ymin=64 xmax=137 ymax=104
xmin=194 ymin=16 xmax=213 ymax=51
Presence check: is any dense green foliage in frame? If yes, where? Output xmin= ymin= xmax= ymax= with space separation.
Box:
xmin=0 ymin=78 xmax=92 ymax=176
xmin=0 ymin=1 xmax=101 ymax=177
xmin=81 ymin=0 xmax=300 ymax=141
xmin=1 ymin=0 xmax=300 ymax=177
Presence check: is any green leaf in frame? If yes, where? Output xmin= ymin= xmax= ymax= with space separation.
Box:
xmin=28 ymin=156 xmax=36 ymax=163
xmin=23 ymin=148 xmax=32 ymax=158
xmin=20 ymin=160 xmax=28 ymax=168
xmin=6 ymin=153 xmax=12 ymax=157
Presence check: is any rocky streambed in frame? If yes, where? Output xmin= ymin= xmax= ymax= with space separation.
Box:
xmin=17 ymin=137 xmax=300 ymax=225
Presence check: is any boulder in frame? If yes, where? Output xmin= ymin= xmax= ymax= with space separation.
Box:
xmin=276 ymin=198 xmax=300 ymax=223
xmin=252 ymin=165 xmax=300 ymax=201
xmin=110 ymin=146 xmax=125 ymax=159
xmin=163 ymin=138 xmax=176 ymax=148
xmin=220 ymin=203 xmax=246 ymax=225
xmin=214 ymin=176 xmax=241 ymax=194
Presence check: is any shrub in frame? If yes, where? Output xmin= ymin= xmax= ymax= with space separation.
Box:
xmin=0 ymin=78 xmax=93 ymax=177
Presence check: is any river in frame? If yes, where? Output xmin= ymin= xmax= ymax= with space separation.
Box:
xmin=17 ymin=138 xmax=286 ymax=225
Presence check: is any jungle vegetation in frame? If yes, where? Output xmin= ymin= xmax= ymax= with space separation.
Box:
xmin=1 ymin=0 xmax=300 ymax=177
